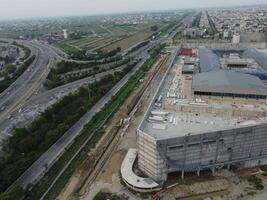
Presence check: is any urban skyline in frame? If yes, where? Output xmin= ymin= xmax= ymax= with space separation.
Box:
xmin=0 ymin=0 xmax=266 ymax=20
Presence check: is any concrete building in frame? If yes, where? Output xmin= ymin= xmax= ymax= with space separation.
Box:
xmin=232 ymin=33 xmax=241 ymax=44
xmin=62 ymin=29 xmax=68 ymax=39
xmin=183 ymin=28 xmax=204 ymax=39
xmin=120 ymin=149 xmax=160 ymax=192
xmin=192 ymin=70 xmax=267 ymax=102
xmin=133 ymin=46 xmax=267 ymax=187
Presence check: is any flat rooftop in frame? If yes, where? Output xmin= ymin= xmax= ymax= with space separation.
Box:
xmin=140 ymin=108 xmax=267 ymax=140
xmin=121 ymin=148 xmax=159 ymax=189
xmin=138 ymin=55 xmax=267 ymax=140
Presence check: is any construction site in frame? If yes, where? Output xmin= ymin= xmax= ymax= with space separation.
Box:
xmin=56 ymin=44 xmax=267 ymax=200
xmin=118 ymin=44 xmax=267 ymax=199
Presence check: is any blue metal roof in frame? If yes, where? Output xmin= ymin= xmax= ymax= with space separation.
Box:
xmin=199 ymin=48 xmax=221 ymax=72
xmin=199 ymin=47 xmax=267 ymax=73
xmin=244 ymin=48 xmax=267 ymax=70
xmin=192 ymin=70 xmax=267 ymax=96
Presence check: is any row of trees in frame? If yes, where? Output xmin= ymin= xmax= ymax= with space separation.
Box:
xmin=0 ymin=59 xmax=137 ymax=193
xmin=206 ymin=11 xmax=218 ymax=35
xmin=25 ymin=43 xmax=166 ymax=200
xmin=70 ymin=47 xmax=121 ymax=61
xmin=44 ymin=58 xmax=131 ymax=89
xmin=0 ymin=55 xmax=35 ymax=93
xmin=54 ymin=56 xmax=123 ymax=75
xmin=0 ymin=55 xmax=16 ymax=64
xmin=192 ymin=12 xmax=202 ymax=28
xmin=12 ymin=42 xmax=31 ymax=61
xmin=128 ymin=40 xmax=150 ymax=53
xmin=93 ymin=192 xmax=123 ymax=200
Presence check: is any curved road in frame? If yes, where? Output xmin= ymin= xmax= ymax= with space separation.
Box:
xmin=0 ymin=39 xmax=57 ymax=142
xmin=4 ymin=13 xmax=192 ymax=191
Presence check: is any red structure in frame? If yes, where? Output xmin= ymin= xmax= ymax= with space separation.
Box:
xmin=179 ymin=48 xmax=196 ymax=57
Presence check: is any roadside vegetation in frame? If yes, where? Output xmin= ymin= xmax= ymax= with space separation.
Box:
xmin=13 ymin=42 xmax=31 ymax=61
xmin=157 ymin=15 xmax=185 ymax=38
xmin=0 ymin=186 xmax=24 ymax=200
xmin=128 ymin=40 xmax=150 ymax=53
xmin=55 ymin=40 xmax=122 ymax=60
xmin=246 ymin=175 xmax=264 ymax=190
xmin=51 ymin=56 xmax=125 ymax=75
xmin=192 ymin=12 xmax=202 ymax=28
xmin=206 ymin=11 xmax=218 ymax=35
xmin=0 ymin=57 xmax=138 ymax=195
xmin=25 ymin=44 xmax=166 ymax=200
xmin=44 ymin=58 xmax=131 ymax=89
xmin=173 ymin=32 xmax=181 ymax=44
xmin=0 ymin=55 xmax=35 ymax=93
xmin=93 ymin=191 xmax=125 ymax=200
xmin=72 ymin=47 xmax=122 ymax=61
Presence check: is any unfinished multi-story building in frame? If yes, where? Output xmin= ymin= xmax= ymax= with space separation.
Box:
xmin=136 ymin=47 xmax=267 ymax=183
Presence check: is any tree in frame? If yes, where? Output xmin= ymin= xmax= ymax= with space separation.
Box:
xmin=5 ymin=64 xmax=16 ymax=74
xmin=0 ymin=186 xmax=24 ymax=200
xmin=150 ymin=25 xmax=159 ymax=32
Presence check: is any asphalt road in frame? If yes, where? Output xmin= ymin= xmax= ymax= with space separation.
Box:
xmin=11 ymin=49 xmax=150 ymax=188
xmin=0 ymin=65 xmax=127 ymax=135
xmin=25 ymin=65 xmax=127 ymax=107
xmin=6 ymin=14 xmax=191 ymax=190
xmin=0 ymin=40 xmax=57 ymax=142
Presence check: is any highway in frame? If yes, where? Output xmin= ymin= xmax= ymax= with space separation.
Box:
xmin=24 ymin=65 xmax=127 ymax=106
xmin=5 ymin=14 xmax=192 ymax=191
xmin=0 ymin=40 xmax=57 ymax=142
xmin=11 ymin=49 xmax=150 ymax=188
xmin=0 ymin=65 xmax=128 ymax=136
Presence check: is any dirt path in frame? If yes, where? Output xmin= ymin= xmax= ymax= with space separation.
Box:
xmin=57 ymin=55 xmax=169 ymax=200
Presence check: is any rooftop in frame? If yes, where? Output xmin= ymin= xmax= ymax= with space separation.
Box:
xmin=199 ymin=48 xmax=267 ymax=72
xmin=141 ymin=110 xmax=257 ymax=140
xmin=192 ymin=70 xmax=267 ymax=96
xmin=120 ymin=148 xmax=159 ymax=189
xmin=138 ymin=54 xmax=267 ymax=141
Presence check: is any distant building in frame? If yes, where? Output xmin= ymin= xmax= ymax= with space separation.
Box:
xmin=223 ymin=30 xmax=231 ymax=39
xmin=179 ymin=48 xmax=196 ymax=57
xmin=232 ymin=33 xmax=241 ymax=44
xmin=183 ymin=28 xmax=204 ymax=39
xmin=62 ymin=29 xmax=68 ymax=39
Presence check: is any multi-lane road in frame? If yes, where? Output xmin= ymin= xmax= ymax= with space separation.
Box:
xmin=11 ymin=51 xmax=150 ymax=188
xmin=1 ymin=14 xmax=191 ymax=192
xmin=0 ymin=65 xmax=129 ymax=137
xmin=0 ymin=40 xmax=57 ymax=141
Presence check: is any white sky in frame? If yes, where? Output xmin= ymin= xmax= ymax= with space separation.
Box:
xmin=0 ymin=0 xmax=266 ymax=20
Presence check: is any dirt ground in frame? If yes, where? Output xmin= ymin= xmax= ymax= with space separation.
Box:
xmin=80 ymin=88 xmax=152 ymax=200
xmin=59 ymin=54 xmax=267 ymax=200
xmin=56 ymin=54 xmax=167 ymax=200
xmin=78 ymin=57 xmax=168 ymax=200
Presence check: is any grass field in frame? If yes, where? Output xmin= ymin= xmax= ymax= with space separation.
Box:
xmin=119 ymin=25 xmax=139 ymax=32
xmin=102 ymin=31 xmax=152 ymax=52
xmin=54 ymin=22 xmax=158 ymax=54
xmin=54 ymin=42 xmax=80 ymax=54
xmin=68 ymin=37 xmax=97 ymax=47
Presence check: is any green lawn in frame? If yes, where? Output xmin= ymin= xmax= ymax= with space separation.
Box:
xmin=54 ymin=42 xmax=80 ymax=54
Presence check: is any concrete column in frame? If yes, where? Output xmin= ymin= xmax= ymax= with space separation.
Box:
xmin=197 ymin=169 xmax=200 ymax=176
xmin=181 ymin=170 xmax=185 ymax=179
xmin=227 ymin=164 xmax=230 ymax=170
xmin=212 ymin=167 xmax=215 ymax=176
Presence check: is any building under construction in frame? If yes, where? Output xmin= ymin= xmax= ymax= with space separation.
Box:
xmin=136 ymin=46 xmax=267 ymax=184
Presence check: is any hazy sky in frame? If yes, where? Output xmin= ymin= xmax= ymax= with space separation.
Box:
xmin=0 ymin=0 xmax=266 ymax=20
